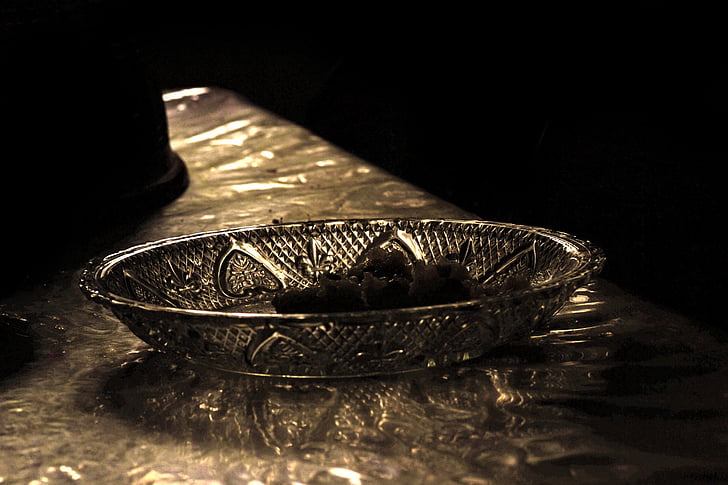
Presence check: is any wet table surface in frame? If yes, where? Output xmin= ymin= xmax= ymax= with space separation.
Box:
xmin=2 ymin=87 xmax=727 ymax=485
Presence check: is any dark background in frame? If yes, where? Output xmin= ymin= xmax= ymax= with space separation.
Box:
xmin=138 ymin=8 xmax=727 ymax=329
xmin=2 ymin=2 xmax=725 ymax=329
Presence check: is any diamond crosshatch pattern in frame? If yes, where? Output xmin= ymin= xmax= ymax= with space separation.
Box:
xmin=82 ymin=219 xmax=603 ymax=376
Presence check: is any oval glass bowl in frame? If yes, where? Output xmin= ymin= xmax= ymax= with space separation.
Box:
xmin=80 ymin=219 xmax=604 ymax=377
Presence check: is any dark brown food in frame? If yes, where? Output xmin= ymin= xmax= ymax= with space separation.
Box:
xmin=270 ymin=274 xmax=365 ymax=313
xmin=408 ymin=259 xmax=480 ymax=306
xmin=271 ymin=247 xmax=487 ymax=313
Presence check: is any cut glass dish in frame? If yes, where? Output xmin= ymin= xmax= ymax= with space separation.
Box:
xmin=80 ymin=218 xmax=604 ymax=377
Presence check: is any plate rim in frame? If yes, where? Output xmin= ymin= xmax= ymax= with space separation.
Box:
xmin=79 ymin=217 xmax=605 ymax=322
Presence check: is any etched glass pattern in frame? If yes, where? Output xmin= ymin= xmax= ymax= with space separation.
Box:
xmin=80 ymin=218 xmax=604 ymax=377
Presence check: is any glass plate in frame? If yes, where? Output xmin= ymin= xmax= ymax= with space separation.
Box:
xmin=80 ymin=218 xmax=604 ymax=377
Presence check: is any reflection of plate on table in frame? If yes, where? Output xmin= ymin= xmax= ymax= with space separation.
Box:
xmin=80 ymin=218 xmax=604 ymax=377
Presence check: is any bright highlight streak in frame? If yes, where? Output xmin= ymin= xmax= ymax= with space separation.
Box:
xmin=184 ymin=120 xmax=251 ymax=144
xmin=162 ymin=87 xmax=210 ymax=101
xmin=328 ymin=468 xmax=363 ymax=485
xmin=231 ymin=182 xmax=296 ymax=192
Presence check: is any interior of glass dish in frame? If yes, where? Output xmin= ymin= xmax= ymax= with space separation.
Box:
xmin=97 ymin=220 xmax=588 ymax=312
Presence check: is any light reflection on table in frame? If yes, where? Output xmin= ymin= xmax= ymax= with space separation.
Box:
xmin=1 ymin=88 xmax=726 ymax=485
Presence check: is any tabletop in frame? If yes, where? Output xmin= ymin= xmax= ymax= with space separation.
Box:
xmin=1 ymin=87 xmax=727 ymax=485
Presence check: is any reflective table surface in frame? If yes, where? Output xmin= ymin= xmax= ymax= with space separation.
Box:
xmin=1 ymin=87 xmax=727 ymax=484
